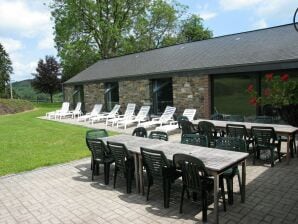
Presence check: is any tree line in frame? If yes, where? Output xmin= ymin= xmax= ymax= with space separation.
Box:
xmin=0 ymin=0 xmax=212 ymax=102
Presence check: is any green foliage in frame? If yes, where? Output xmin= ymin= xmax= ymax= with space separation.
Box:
xmin=0 ymin=99 xmax=34 ymax=115
xmin=50 ymin=0 xmax=212 ymax=81
xmin=179 ymin=15 xmax=213 ymax=42
xmin=0 ymin=103 xmax=118 ymax=176
xmin=32 ymin=56 xmax=62 ymax=103
xmin=13 ymin=79 xmax=62 ymax=102
xmin=0 ymin=43 xmax=13 ymax=98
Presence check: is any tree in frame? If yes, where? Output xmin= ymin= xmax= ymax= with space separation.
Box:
xmin=50 ymin=1 xmax=212 ymax=81
xmin=0 ymin=43 xmax=12 ymax=98
xmin=178 ymin=15 xmax=213 ymax=42
xmin=32 ymin=56 xmax=61 ymax=103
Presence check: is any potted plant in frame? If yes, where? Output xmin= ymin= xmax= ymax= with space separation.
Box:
xmin=247 ymin=73 xmax=298 ymax=127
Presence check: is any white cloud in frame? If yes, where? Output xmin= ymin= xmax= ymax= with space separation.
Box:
xmin=200 ymin=12 xmax=217 ymax=21
xmin=0 ymin=37 xmax=23 ymax=53
xmin=37 ymin=33 xmax=55 ymax=50
xmin=13 ymin=60 xmax=37 ymax=81
xmin=0 ymin=0 xmax=51 ymax=37
xmin=253 ymin=19 xmax=268 ymax=29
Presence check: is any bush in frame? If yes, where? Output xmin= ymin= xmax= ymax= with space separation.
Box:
xmin=0 ymin=99 xmax=34 ymax=115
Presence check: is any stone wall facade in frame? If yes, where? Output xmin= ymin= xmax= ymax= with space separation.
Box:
xmin=172 ymin=75 xmax=210 ymax=119
xmin=118 ymin=80 xmax=151 ymax=112
xmin=63 ymin=85 xmax=73 ymax=103
xmin=83 ymin=83 xmax=105 ymax=112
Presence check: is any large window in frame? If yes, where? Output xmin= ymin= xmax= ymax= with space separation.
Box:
xmin=212 ymin=74 xmax=258 ymax=117
xmin=104 ymin=82 xmax=119 ymax=111
xmin=73 ymin=85 xmax=84 ymax=112
xmin=150 ymin=78 xmax=173 ymax=114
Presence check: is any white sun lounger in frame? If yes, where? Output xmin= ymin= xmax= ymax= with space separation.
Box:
xmin=117 ymin=105 xmax=150 ymax=129
xmin=138 ymin=106 xmax=176 ymax=128
xmin=90 ymin=104 xmax=120 ymax=125
xmin=46 ymin=102 xmax=70 ymax=119
xmin=55 ymin=102 xmax=83 ymax=119
xmin=78 ymin=104 xmax=102 ymax=122
xmin=155 ymin=109 xmax=196 ymax=133
xmin=106 ymin=103 xmax=136 ymax=127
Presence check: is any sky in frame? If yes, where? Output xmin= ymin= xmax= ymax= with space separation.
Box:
xmin=0 ymin=0 xmax=297 ymax=81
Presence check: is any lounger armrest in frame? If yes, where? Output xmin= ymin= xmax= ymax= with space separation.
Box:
xmin=152 ymin=117 xmax=160 ymax=121
xmin=170 ymin=121 xmax=178 ymax=125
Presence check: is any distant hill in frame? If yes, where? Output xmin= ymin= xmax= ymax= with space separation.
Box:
xmin=12 ymin=79 xmax=62 ymax=102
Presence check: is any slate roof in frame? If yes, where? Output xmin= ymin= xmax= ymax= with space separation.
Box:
xmin=65 ymin=24 xmax=298 ymax=84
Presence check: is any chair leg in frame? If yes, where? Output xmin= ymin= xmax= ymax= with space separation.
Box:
xmin=113 ymin=167 xmax=118 ymax=189
xmin=277 ymin=141 xmax=282 ymax=162
xmin=179 ymin=185 xmax=185 ymax=213
xmin=220 ymin=177 xmax=226 ymax=212
xmin=104 ymin=163 xmax=110 ymax=185
xmin=126 ymin=170 xmax=132 ymax=194
xmin=237 ymin=173 xmax=242 ymax=197
xmin=253 ymin=146 xmax=256 ymax=165
xmin=270 ymin=150 xmax=274 ymax=167
xmin=227 ymin=178 xmax=234 ymax=205
xmin=91 ymin=163 xmax=95 ymax=181
xmin=163 ymin=178 xmax=170 ymax=208
xmin=202 ymin=190 xmax=207 ymax=222
xmin=146 ymin=183 xmax=151 ymax=201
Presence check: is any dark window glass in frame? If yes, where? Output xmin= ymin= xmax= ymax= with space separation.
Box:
xmin=151 ymin=78 xmax=173 ymax=114
xmin=73 ymin=85 xmax=84 ymax=112
xmin=213 ymin=74 xmax=257 ymax=117
xmin=105 ymin=82 xmax=119 ymax=111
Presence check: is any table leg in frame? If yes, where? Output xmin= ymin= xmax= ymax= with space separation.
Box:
xmin=286 ymin=135 xmax=290 ymax=165
xmin=241 ymin=160 xmax=246 ymax=203
xmin=133 ymin=153 xmax=140 ymax=193
xmin=213 ymin=174 xmax=219 ymax=224
xmin=138 ymin=155 xmax=144 ymax=195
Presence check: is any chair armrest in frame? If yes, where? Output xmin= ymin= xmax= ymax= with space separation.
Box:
xmin=152 ymin=117 xmax=160 ymax=121
xmin=170 ymin=121 xmax=178 ymax=125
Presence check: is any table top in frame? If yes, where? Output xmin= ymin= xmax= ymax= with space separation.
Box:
xmin=193 ymin=119 xmax=298 ymax=135
xmin=104 ymin=134 xmax=249 ymax=173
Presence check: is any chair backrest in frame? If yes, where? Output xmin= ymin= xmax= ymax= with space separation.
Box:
xmin=135 ymin=106 xmax=150 ymax=120
xmin=181 ymin=134 xmax=208 ymax=147
xmin=180 ymin=120 xmax=196 ymax=135
xmin=108 ymin=104 xmax=120 ymax=116
xmin=228 ymin=115 xmax=244 ymax=122
xmin=215 ymin=137 xmax=247 ymax=153
xmin=159 ymin=106 xmax=176 ymax=122
xmin=107 ymin=141 xmax=131 ymax=173
xmin=211 ymin=113 xmax=224 ymax=120
xmin=149 ymin=131 xmax=168 ymax=141
xmin=90 ymin=104 xmax=103 ymax=116
xmin=61 ymin=102 xmax=70 ymax=112
xmin=86 ymin=138 xmax=110 ymax=161
xmin=182 ymin=109 xmax=196 ymax=121
xmin=226 ymin=124 xmax=248 ymax=139
xmin=123 ymin=103 xmax=136 ymax=118
xmin=254 ymin=116 xmax=273 ymax=124
xmin=141 ymin=147 xmax=170 ymax=180
xmin=132 ymin=127 xmax=147 ymax=138
xmin=251 ymin=126 xmax=276 ymax=147
xmin=85 ymin=129 xmax=108 ymax=151
xmin=198 ymin=121 xmax=216 ymax=136
xmin=74 ymin=102 xmax=82 ymax=112
xmin=173 ymin=153 xmax=209 ymax=191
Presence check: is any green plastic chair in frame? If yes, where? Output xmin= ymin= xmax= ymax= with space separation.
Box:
xmin=198 ymin=121 xmax=218 ymax=147
xmin=216 ymin=137 xmax=246 ymax=205
xmin=181 ymin=133 xmax=208 ymax=147
xmin=149 ymin=131 xmax=168 ymax=141
xmin=227 ymin=115 xmax=245 ymax=122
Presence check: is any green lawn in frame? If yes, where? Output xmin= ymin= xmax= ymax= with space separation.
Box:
xmin=0 ymin=103 xmax=117 ymax=176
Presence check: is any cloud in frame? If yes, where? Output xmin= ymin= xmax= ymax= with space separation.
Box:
xmin=200 ymin=12 xmax=217 ymax=21
xmin=37 ymin=33 xmax=55 ymax=50
xmin=0 ymin=37 xmax=23 ymax=53
xmin=13 ymin=60 xmax=37 ymax=81
xmin=253 ymin=19 xmax=268 ymax=29
xmin=0 ymin=0 xmax=51 ymax=37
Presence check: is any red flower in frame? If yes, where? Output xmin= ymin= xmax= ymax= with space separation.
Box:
xmin=280 ymin=73 xmax=289 ymax=81
xmin=263 ymin=88 xmax=270 ymax=96
xmin=265 ymin=73 xmax=274 ymax=81
xmin=249 ymin=97 xmax=257 ymax=105
xmin=247 ymin=84 xmax=254 ymax=93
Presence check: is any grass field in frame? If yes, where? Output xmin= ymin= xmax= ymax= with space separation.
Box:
xmin=0 ymin=103 xmax=116 ymax=176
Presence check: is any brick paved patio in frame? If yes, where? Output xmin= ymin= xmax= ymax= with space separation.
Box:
xmin=0 ymin=118 xmax=297 ymax=223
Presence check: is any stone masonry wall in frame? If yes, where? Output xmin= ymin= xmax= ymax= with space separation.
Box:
xmin=172 ymin=75 xmax=211 ymax=119
xmin=83 ymin=83 xmax=105 ymax=112
xmin=63 ymin=85 xmax=73 ymax=103
xmin=119 ymin=80 xmax=151 ymax=112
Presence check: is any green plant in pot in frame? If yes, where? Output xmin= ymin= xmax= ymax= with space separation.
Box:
xmin=247 ymin=73 xmax=298 ymax=127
